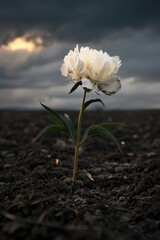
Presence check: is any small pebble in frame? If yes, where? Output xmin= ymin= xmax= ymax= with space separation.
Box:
xmin=6 ymin=153 xmax=15 ymax=158
xmin=107 ymin=175 xmax=113 ymax=180
xmin=127 ymin=152 xmax=134 ymax=157
xmin=41 ymin=149 xmax=49 ymax=154
xmin=55 ymin=139 xmax=67 ymax=149
xmin=95 ymin=209 xmax=102 ymax=216
xmin=91 ymin=167 xmax=102 ymax=174
xmin=147 ymin=152 xmax=157 ymax=158
xmin=133 ymin=134 xmax=139 ymax=139
xmin=144 ymin=168 xmax=149 ymax=173
xmin=106 ymin=166 xmax=114 ymax=172
xmin=4 ymin=164 xmax=12 ymax=169
xmin=120 ymin=214 xmax=130 ymax=222
xmin=64 ymin=177 xmax=71 ymax=184
xmin=115 ymin=166 xmax=124 ymax=173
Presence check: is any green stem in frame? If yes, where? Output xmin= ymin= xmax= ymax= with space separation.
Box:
xmin=72 ymin=89 xmax=87 ymax=186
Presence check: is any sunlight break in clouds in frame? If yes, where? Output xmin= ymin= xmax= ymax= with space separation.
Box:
xmin=2 ymin=37 xmax=43 ymax=52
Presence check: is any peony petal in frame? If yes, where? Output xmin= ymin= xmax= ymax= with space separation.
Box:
xmin=81 ymin=77 xmax=93 ymax=90
xmin=77 ymin=59 xmax=84 ymax=72
xmin=75 ymin=44 xmax=79 ymax=53
xmin=113 ymin=56 xmax=122 ymax=74
xmin=98 ymin=75 xmax=121 ymax=95
xmin=96 ymin=61 xmax=108 ymax=80
xmin=98 ymin=60 xmax=115 ymax=81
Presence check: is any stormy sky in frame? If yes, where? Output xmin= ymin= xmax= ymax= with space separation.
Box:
xmin=0 ymin=0 xmax=160 ymax=110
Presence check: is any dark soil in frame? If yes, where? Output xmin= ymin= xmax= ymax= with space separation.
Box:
xmin=0 ymin=110 xmax=160 ymax=240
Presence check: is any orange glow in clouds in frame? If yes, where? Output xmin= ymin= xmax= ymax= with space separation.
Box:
xmin=2 ymin=37 xmax=42 ymax=52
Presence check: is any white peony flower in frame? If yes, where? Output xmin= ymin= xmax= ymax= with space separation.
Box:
xmin=61 ymin=45 xmax=122 ymax=95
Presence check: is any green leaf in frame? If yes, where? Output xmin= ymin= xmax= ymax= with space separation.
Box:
xmin=40 ymin=103 xmax=65 ymax=126
xmin=80 ymin=125 xmax=122 ymax=152
xmin=69 ymin=81 xmax=82 ymax=94
xmin=100 ymin=122 xmax=126 ymax=130
xmin=40 ymin=103 xmax=76 ymax=142
xmin=84 ymin=98 xmax=104 ymax=110
xmin=63 ymin=113 xmax=76 ymax=142
xmin=35 ymin=124 xmax=70 ymax=140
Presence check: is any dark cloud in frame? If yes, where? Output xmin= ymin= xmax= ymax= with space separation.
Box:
xmin=0 ymin=0 xmax=160 ymax=110
xmin=0 ymin=0 xmax=160 ymax=44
